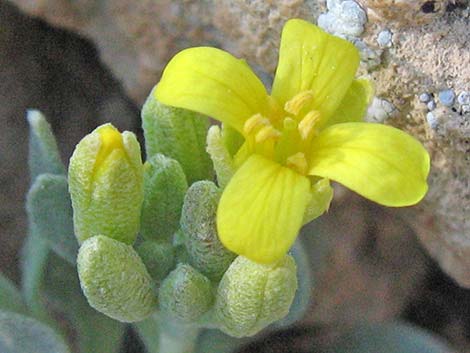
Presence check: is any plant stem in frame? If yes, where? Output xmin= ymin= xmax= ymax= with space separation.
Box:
xmin=159 ymin=319 xmax=200 ymax=353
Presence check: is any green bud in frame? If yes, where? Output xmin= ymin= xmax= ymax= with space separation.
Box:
xmin=206 ymin=125 xmax=234 ymax=189
xmin=214 ymin=255 xmax=297 ymax=338
xmin=141 ymin=154 xmax=188 ymax=241
xmin=221 ymin=124 xmax=244 ymax=158
xmin=181 ymin=181 xmax=236 ymax=281
xmin=69 ymin=123 xmax=144 ymax=244
xmin=303 ymin=178 xmax=334 ymax=225
xmin=77 ymin=235 xmax=157 ymax=322
xmin=142 ymin=87 xmax=213 ymax=184
xmin=136 ymin=241 xmax=175 ymax=283
xmin=159 ymin=264 xmax=214 ymax=323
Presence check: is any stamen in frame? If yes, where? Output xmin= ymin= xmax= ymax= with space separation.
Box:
xmin=255 ymin=125 xmax=281 ymax=143
xmin=298 ymin=110 xmax=321 ymax=140
xmin=286 ymin=152 xmax=308 ymax=175
xmin=284 ymin=90 xmax=314 ymax=116
xmin=244 ymin=114 xmax=270 ymax=135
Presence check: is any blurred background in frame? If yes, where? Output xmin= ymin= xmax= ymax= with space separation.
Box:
xmin=1 ymin=0 xmax=469 ymax=352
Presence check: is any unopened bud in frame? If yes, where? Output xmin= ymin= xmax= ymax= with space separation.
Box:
xmin=181 ymin=181 xmax=236 ymax=281
xmin=214 ymin=255 xmax=297 ymax=337
xmin=141 ymin=154 xmax=187 ymax=241
xmin=69 ymin=124 xmax=143 ymax=244
xmin=77 ymin=236 xmax=157 ymax=322
xmin=159 ymin=264 xmax=213 ymax=323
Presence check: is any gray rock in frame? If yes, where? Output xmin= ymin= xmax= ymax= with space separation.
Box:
xmin=419 ymin=92 xmax=431 ymax=103
xmin=427 ymin=100 xmax=436 ymax=111
xmin=426 ymin=112 xmax=439 ymax=130
xmin=438 ymin=89 xmax=456 ymax=106
xmin=457 ymin=91 xmax=469 ymax=106
xmin=377 ymin=29 xmax=393 ymax=48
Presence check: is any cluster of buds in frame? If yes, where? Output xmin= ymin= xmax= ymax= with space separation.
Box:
xmin=69 ymin=89 xmax=300 ymax=337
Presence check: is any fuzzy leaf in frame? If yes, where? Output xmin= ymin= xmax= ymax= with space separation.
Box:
xmin=142 ymin=88 xmax=213 ymax=184
xmin=0 ymin=273 xmax=27 ymax=315
xmin=21 ymin=231 xmax=51 ymax=323
xmin=27 ymin=110 xmax=65 ymax=181
xmin=44 ymin=253 xmax=124 ymax=353
xmin=0 ymin=311 xmax=70 ymax=353
xmin=26 ymin=174 xmax=77 ymax=265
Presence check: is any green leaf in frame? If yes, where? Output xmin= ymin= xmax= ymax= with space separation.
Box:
xmin=326 ymin=322 xmax=452 ymax=353
xmin=27 ymin=110 xmax=65 ymax=181
xmin=0 ymin=273 xmax=27 ymax=314
xmin=21 ymin=230 xmax=51 ymax=323
xmin=141 ymin=154 xmax=188 ymax=241
xmin=23 ymin=109 xmax=65 ymax=324
xmin=0 ymin=310 xmax=70 ymax=353
xmin=142 ymin=88 xmax=214 ymax=184
xmin=26 ymin=174 xmax=77 ymax=265
xmin=44 ymin=253 xmax=125 ymax=353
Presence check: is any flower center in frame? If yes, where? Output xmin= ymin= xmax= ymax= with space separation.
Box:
xmin=242 ymin=90 xmax=321 ymax=175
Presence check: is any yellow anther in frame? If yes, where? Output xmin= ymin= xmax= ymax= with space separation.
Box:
xmin=286 ymin=152 xmax=308 ymax=175
xmin=298 ymin=110 xmax=321 ymax=140
xmin=284 ymin=90 xmax=314 ymax=116
xmin=244 ymin=114 xmax=270 ymax=135
xmin=255 ymin=125 xmax=281 ymax=143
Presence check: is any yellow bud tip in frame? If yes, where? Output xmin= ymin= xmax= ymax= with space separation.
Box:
xmin=95 ymin=124 xmax=124 ymax=167
xmin=244 ymin=114 xmax=270 ymax=135
xmin=298 ymin=110 xmax=321 ymax=140
xmin=255 ymin=125 xmax=281 ymax=143
xmin=286 ymin=152 xmax=308 ymax=175
xmin=284 ymin=90 xmax=314 ymax=116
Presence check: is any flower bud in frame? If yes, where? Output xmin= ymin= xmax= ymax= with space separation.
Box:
xmin=303 ymin=178 xmax=334 ymax=225
xmin=69 ymin=124 xmax=143 ymax=244
xmin=181 ymin=181 xmax=236 ymax=281
xmin=141 ymin=154 xmax=187 ymax=241
xmin=77 ymin=235 xmax=157 ymax=322
xmin=135 ymin=240 xmax=175 ymax=283
xmin=159 ymin=264 xmax=214 ymax=323
xmin=214 ymin=255 xmax=297 ymax=338
xmin=142 ymin=87 xmax=213 ymax=184
xmin=206 ymin=125 xmax=234 ymax=189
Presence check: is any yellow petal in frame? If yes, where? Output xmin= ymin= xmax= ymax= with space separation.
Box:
xmin=155 ymin=47 xmax=269 ymax=133
xmin=308 ymin=123 xmax=430 ymax=206
xmin=272 ymin=19 xmax=360 ymax=123
xmin=217 ymin=155 xmax=311 ymax=264
xmin=325 ymin=78 xmax=374 ymax=127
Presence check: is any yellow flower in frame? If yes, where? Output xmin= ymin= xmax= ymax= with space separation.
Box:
xmin=155 ymin=19 xmax=430 ymax=264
